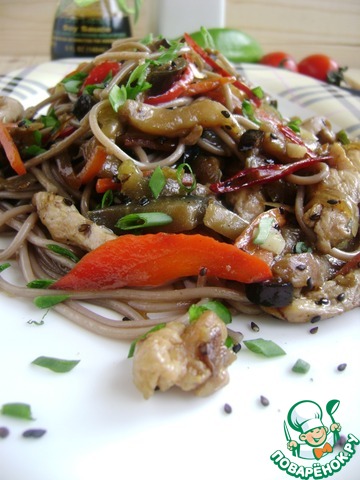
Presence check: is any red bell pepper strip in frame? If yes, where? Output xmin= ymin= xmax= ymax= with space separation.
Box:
xmin=77 ymin=144 xmax=107 ymax=185
xmin=185 ymin=76 xmax=235 ymax=96
xmin=0 ymin=123 xmax=26 ymax=175
xmin=210 ymin=155 xmax=332 ymax=193
xmin=145 ymin=65 xmax=194 ymax=105
xmin=183 ymin=33 xmax=261 ymax=107
xmin=82 ymin=61 xmax=121 ymax=90
xmin=51 ymin=233 xmax=272 ymax=291
xmin=95 ymin=177 xmax=122 ymax=193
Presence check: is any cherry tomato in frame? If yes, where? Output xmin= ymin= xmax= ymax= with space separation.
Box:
xmin=297 ymin=54 xmax=339 ymax=82
xmin=260 ymin=52 xmax=298 ymax=72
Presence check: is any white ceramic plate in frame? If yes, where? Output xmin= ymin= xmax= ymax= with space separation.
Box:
xmin=1 ymin=61 xmax=360 ymax=480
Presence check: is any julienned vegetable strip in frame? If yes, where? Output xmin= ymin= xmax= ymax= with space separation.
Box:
xmin=0 ymin=123 xmax=26 ymax=175
xmin=51 ymin=233 xmax=272 ymax=291
xmin=183 ymin=33 xmax=261 ymax=107
xmin=145 ymin=65 xmax=194 ymax=105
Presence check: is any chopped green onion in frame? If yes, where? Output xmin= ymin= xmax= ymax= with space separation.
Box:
xmin=176 ymin=162 xmax=196 ymax=193
xmin=27 ymin=279 xmax=55 ymax=289
xmin=149 ymin=166 xmax=166 ymax=199
xmin=294 ymin=241 xmax=312 ymax=253
xmin=34 ymin=295 xmax=70 ymax=309
xmin=242 ymin=99 xmax=260 ymax=124
xmin=128 ymin=323 xmax=167 ymax=358
xmin=115 ymin=212 xmax=172 ymax=230
xmin=0 ymin=262 xmax=11 ymax=273
xmin=46 ymin=244 xmax=80 ymax=263
xmin=1 ymin=402 xmax=34 ymax=420
xmin=101 ymin=189 xmax=114 ymax=208
xmin=188 ymin=300 xmax=232 ymax=325
xmin=253 ymin=217 xmax=274 ymax=245
xmin=32 ymin=356 xmax=80 ymax=373
xmin=40 ymin=109 xmax=60 ymax=130
xmin=292 ymin=358 xmax=311 ymax=374
xmin=337 ymin=129 xmax=350 ymax=145
xmin=244 ymin=338 xmax=286 ymax=357
xmin=199 ymin=26 xmax=216 ymax=50
xmin=252 ymin=86 xmax=264 ymax=99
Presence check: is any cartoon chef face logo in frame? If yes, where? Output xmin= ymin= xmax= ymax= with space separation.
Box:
xmin=285 ymin=400 xmax=341 ymax=460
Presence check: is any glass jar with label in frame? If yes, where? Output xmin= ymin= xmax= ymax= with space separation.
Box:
xmin=51 ymin=0 xmax=135 ymax=59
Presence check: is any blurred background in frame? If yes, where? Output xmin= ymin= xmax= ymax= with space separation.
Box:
xmin=0 ymin=0 xmax=359 ymax=73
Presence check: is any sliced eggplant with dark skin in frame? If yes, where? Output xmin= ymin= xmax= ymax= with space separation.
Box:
xmin=245 ymin=280 xmax=294 ymax=308
xmin=88 ymin=195 xmax=208 ymax=234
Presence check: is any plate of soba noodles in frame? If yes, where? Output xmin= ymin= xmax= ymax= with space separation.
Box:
xmin=1 ymin=35 xmax=360 ymax=480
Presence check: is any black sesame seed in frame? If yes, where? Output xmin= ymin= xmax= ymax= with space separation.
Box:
xmin=260 ymin=395 xmax=270 ymax=407
xmin=337 ymin=363 xmax=347 ymax=372
xmin=78 ymin=223 xmax=91 ymax=234
xmin=270 ymin=133 xmax=278 ymax=140
xmin=311 ymin=315 xmax=321 ymax=323
xmin=296 ymin=264 xmax=306 ymax=271
xmin=139 ymin=197 xmax=150 ymax=206
xmin=199 ymin=266 xmax=208 ymax=277
xmin=63 ymin=198 xmax=73 ymax=207
xmin=310 ymin=326 xmax=318 ymax=334
xmin=0 ymin=427 xmax=10 ymax=439
xmin=251 ymin=321 xmax=260 ymax=332
xmin=315 ymin=297 xmax=330 ymax=306
xmin=327 ymin=199 xmax=339 ymax=205
xmin=22 ymin=428 xmax=47 ymax=439
xmin=336 ymin=292 xmax=345 ymax=302
xmin=310 ymin=213 xmax=321 ymax=221
xmin=224 ymin=403 xmax=232 ymax=414
xmin=306 ymin=277 xmax=314 ymax=289
xmin=232 ymin=343 xmax=241 ymax=353
xmin=221 ymin=110 xmax=231 ymax=118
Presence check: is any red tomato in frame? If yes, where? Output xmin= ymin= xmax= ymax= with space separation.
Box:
xmin=297 ymin=54 xmax=339 ymax=82
xmin=260 ymin=52 xmax=298 ymax=72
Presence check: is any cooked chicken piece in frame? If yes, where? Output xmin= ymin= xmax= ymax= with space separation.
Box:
xmin=263 ymin=268 xmax=360 ymax=323
xmin=272 ymin=253 xmax=335 ymax=289
xmin=303 ymin=143 xmax=360 ymax=253
xmin=132 ymin=311 xmax=236 ymax=399
xmin=33 ymin=192 xmax=117 ymax=251
xmin=0 ymin=96 xmax=24 ymax=123
xmin=226 ymin=186 xmax=265 ymax=224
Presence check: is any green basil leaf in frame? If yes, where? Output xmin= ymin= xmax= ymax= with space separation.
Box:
xmin=1 ymin=402 xmax=34 ymax=420
xmin=32 ymin=356 xmax=80 ymax=373
xmin=244 ymin=338 xmax=286 ymax=357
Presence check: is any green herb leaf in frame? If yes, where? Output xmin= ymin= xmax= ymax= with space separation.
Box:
xmin=253 ymin=217 xmax=274 ymax=245
xmin=244 ymin=338 xmax=286 ymax=357
xmin=149 ymin=166 xmax=166 ymax=199
xmin=1 ymin=402 xmax=34 ymax=420
xmin=23 ymin=145 xmax=47 ymax=157
xmin=287 ymin=118 xmax=302 ymax=133
xmin=155 ymin=40 xmax=184 ymax=66
xmin=189 ymin=300 xmax=232 ymax=325
xmin=40 ymin=109 xmax=60 ymax=130
xmin=125 ymin=62 xmax=151 ymax=99
xmin=109 ymin=84 xmax=128 ymax=112
xmin=0 ymin=262 xmax=11 ymax=273
xmin=34 ymin=295 xmax=70 ymax=309
xmin=32 ymin=356 xmax=80 ymax=373
xmin=292 ymin=358 xmax=311 ymax=374
xmin=61 ymin=72 xmax=88 ymax=94
xmin=199 ymin=26 xmax=215 ymax=50
xmin=46 ymin=244 xmax=80 ymax=263
xmin=27 ymin=279 xmax=55 ymax=289
xmin=128 ymin=323 xmax=167 ymax=358
xmin=242 ymin=99 xmax=260 ymax=124
xmin=115 ymin=212 xmax=173 ymax=230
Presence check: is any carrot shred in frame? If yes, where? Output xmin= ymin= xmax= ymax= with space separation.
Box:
xmin=77 ymin=144 xmax=107 ymax=185
xmin=0 ymin=122 xmax=26 ymax=175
